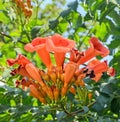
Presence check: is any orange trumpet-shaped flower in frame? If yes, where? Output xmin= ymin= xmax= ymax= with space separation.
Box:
xmin=70 ymin=48 xmax=84 ymax=62
xmin=64 ymin=62 xmax=78 ymax=87
xmin=46 ymin=34 xmax=75 ymax=67
xmin=7 ymin=54 xmax=32 ymax=78
xmin=24 ymin=37 xmax=52 ymax=69
xmin=7 ymin=34 xmax=115 ymax=104
xmin=7 ymin=54 xmax=31 ymax=67
xmin=77 ymin=37 xmax=110 ymax=65
xmin=88 ymin=59 xmax=108 ymax=74
xmin=87 ymin=59 xmax=108 ymax=81
xmin=7 ymin=54 xmax=45 ymax=86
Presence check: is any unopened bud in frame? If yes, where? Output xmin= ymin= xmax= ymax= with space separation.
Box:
xmin=53 ymin=87 xmax=60 ymax=100
xmin=88 ymin=93 xmax=92 ymax=99
xmin=61 ymin=86 xmax=68 ymax=97
xmin=75 ymin=78 xmax=85 ymax=87
xmin=49 ymin=71 xmax=57 ymax=83
xmin=27 ymin=0 xmax=32 ymax=8
xmin=69 ymin=86 xmax=76 ymax=94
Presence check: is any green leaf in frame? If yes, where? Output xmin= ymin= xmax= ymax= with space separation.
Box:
xmin=60 ymin=9 xmax=71 ymax=18
xmin=110 ymin=0 xmax=120 ymax=5
xmin=110 ymin=50 xmax=120 ymax=75
xmin=90 ymin=0 xmax=106 ymax=12
xmin=86 ymin=0 xmax=106 ymax=20
xmin=73 ymin=32 xmax=80 ymax=42
xmin=0 ymin=105 xmax=9 ymax=113
xmin=84 ymin=12 xmax=93 ymax=21
xmin=108 ymin=9 xmax=120 ymax=26
xmin=108 ymin=38 xmax=120 ymax=49
xmin=92 ymin=94 xmax=110 ymax=112
xmin=67 ymin=0 xmax=78 ymax=11
xmin=100 ymin=83 xmax=114 ymax=96
xmin=0 ymin=86 xmax=6 ymax=92
xmin=56 ymin=20 xmax=68 ymax=33
xmin=92 ymin=22 xmax=109 ymax=40
xmin=0 ymin=114 xmax=11 ymax=122
xmin=64 ymin=11 xmax=82 ymax=29
xmin=56 ymin=111 xmax=65 ymax=120
xmin=0 ymin=10 xmax=10 ymax=23
xmin=99 ymin=3 xmax=116 ymax=22
xmin=31 ymin=26 xmax=41 ymax=39
xmin=49 ymin=19 xmax=59 ymax=30
xmin=110 ymin=97 xmax=120 ymax=114
xmin=44 ymin=114 xmax=53 ymax=121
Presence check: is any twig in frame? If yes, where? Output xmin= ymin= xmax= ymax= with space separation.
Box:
xmin=62 ymin=106 xmax=72 ymax=115
xmin=62 ymin=100 xmax=96 ymax=117
xmin=0 ymin=32 xmax=12 ymax=39
xmin=70 ymin=100 xmax=96 ymax=116
xmin=0 ymin=31 xmax=27 ymax=45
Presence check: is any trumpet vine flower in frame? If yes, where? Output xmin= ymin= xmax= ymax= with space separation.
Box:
xmin=24 ymin=37 xmax=52 ymax=69
xmin=46 ymin=34 xmax=75 ymax=68
xmin=7 ymin=34 xmax=115 ymax=104
xmin=77 ymin=37 xmax=109 ymax=65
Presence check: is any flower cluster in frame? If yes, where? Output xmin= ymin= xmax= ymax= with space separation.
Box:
xmin=12 ymin=0 xmax=32 ymax=18
xmin=7 ymin=34 xmax=115 ymax=104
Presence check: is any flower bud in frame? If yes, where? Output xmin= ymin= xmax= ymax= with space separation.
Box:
xmin=53 ymin=87 xmax=60 ymax=100
xmin=61 ymin=86 xmax=68 ymax=97
xmin=88 ymin=93 xmax=92 ymax=100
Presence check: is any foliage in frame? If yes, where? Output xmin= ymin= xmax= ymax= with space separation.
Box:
xmin=0 ymin=0 xmax=120 ymax=121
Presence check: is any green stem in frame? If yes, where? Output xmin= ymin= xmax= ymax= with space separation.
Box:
xmin=35 ymin=0 xmax=43 ymax=24
xmin=77 ymin=21 xmax=96 ymax=49
xmin=18 ymin=9 xmax=31 ymax=42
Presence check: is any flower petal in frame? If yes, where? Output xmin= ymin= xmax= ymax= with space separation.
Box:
xmin=24 ymin=43 xmax=35 ymax=52
xmin=54 ymin=52 xmax=65 ymax=67
xmin=90 ymin=37 xmax=109 ymax=57
xmin=64 ymin=62 xmax=78 ymax=86
xmin=107 ymin=67 xmax=115 ymax=76
xmin=46 ymin=34 xmax=75 ymax=67
xmin=24 ymin=37 xmax=52 ymax=69
xmin=77 ymin=37 xmax=109 ymax=65
xmin=15 ymin=66 xmax=32 ymax=78
xmin=25 ymin=63 xmax=45 ymax=87
xmin=7 ymin=54 xmax=31 ymax=66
